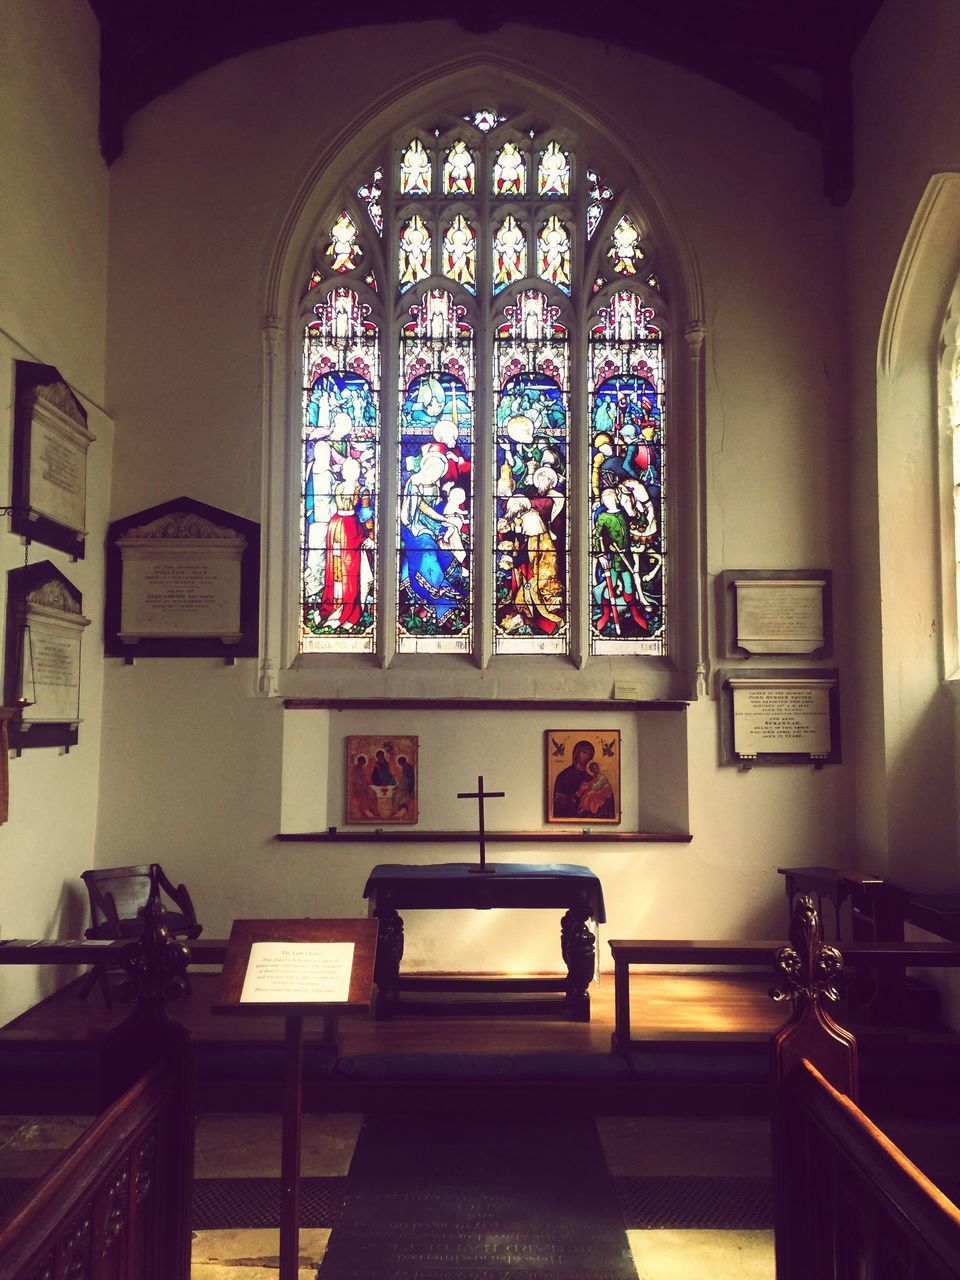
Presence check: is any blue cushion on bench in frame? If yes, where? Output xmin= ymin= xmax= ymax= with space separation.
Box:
xmin=336 ymin=1052 xmax=630 ymax=1081
xmin=197 ymin=1045 xmax=338 ymax=1082
xmin=0 ymin=1047 xmax=98 ymax=1082
xmin=624 ymin=1048 xmax=769 ymax=1083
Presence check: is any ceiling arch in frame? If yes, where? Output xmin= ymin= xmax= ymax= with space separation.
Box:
xmin=86 ymin=0 xmax=884 ymax=203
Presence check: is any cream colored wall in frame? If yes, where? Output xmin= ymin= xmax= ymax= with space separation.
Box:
xmin=845 ymin=0 xmax=960 ymax=891
xmin=95 ymin=24 xmax=854 ymax=972
xmin=0 ymin=1 xmax=112 ymax=1026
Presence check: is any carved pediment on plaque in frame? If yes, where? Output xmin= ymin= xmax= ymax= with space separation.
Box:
xmin=25 ymin=379 xmax=88 ymax=430
xmin=26 ymin=578 xmax=83 ymax=616
xmin=123 ymin=512 xmax=245 ymax=546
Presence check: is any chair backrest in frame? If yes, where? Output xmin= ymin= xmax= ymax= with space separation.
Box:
xmin=82 ymin=865 xmax=155 ymax=930
xmin=81 ymin=863 xmax=201 ymax=940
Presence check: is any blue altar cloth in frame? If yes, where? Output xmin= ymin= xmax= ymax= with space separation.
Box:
xmin=362 ymin=862 xmax=606 ymax=923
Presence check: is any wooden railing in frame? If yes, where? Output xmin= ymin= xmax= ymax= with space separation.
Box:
xmin=0 ymin=870 xmax=195 ymax=1280
xmin=0 ymin=1064 xmax=175 ymax=1280
xmin=777 ymin=1058 xmax=960 ymax=1279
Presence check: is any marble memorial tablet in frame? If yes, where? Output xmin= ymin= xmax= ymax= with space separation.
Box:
xmin=729 ymin=676 xmax=835 ymax=759
xmin=116 ymin=511 xmax=247 ymax=642
xmin=5 ymin=563 xmax=90 ymax=748
xmin=24 ymin=384 xmax=95 ymax=535
xmin=734 ymin=578 xmax=825 ymax=654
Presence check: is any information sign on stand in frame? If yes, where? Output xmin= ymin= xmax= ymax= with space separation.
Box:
xmin=214 ymin=919 xmax=377 ymax=1280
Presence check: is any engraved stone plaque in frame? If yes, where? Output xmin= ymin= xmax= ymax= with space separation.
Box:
xmin=5 ymin=563 xmax=90 ymax=749
xmin=25 ymin=387 xmax=94 ymax=534
xmin=729 ymin=676 xmax=835 ymax=759
xmin=12 ymin=362 xmax=95 ymax=558
xmin=734 ymin=578 xmax=825 ymax=654
xmin=116 ymin=512 xmax=247 ymax=643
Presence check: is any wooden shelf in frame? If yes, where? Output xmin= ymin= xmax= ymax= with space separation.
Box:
xmin=283 ymin=698 xmax=688 ymax=713
xmin=276 ymin=829 xmax=692 ymax=844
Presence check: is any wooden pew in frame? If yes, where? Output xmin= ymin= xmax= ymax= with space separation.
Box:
xmin=771 ymin=893 xmax=960 ymax=1279
xmin=0 ymin=1063 xmax=179 ymax=1280
xmin=0 ymin=869 xmax=195 ymax=1280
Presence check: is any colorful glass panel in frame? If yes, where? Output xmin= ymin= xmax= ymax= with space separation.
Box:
xmin=609 ymin=214 xmax=644 ymax=275
xmin=307 ymin=268 xmax=323 ymax=290
xmin=588 ymin=291 xmax=664 ymax=655
xmin=301 ymin=289 xmax=380 ymax=653
xmin=493 ymin=292 xmax=569 ymax=654
xmin=397 ymin=291 xmax=474 ymax=653
xmin=493 ymin=216 xmax=527 ymax=293
xmin=442 ymin=215 xmax=476 ymax=292
xmin=464 ymin=109 xmax=505 ymax=133
xmin=537 ymin=216 xmax=571 ymax=292
xmin=493 ymin=141 xmax=526 ymax=196
xmin=325 ymin=211 xmax=362 ymax=272
xmin=586 ymin=168 xmax=614 ymax=240
xmin=399 ymin=215 xmax=431 ymax=289
xmin=443 ymin=140 xmax=475 ymax=195
xmin=399 ymin=139 xmax=432 ymax=196
xmin=357 ymin=166 xmax=384 ymax=233
xmin=538 ymin=141 xmax=570 ymax=196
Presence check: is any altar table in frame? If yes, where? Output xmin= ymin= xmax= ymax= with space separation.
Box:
xmin=363 ymin=863 xmax=605 ymax=1020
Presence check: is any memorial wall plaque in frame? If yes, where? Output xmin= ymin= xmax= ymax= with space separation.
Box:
xmin=12 ymin=362 xmax=95 ymax=559
xmin=4 ymin=562 xmax=90 ymax=751
xmin=719 ymin=670 xmax=840 ymax=767
xmin=105 ymin=497 xmax=260 ymax=658
xmin=719 ymin=569 xmax=832 ymax=658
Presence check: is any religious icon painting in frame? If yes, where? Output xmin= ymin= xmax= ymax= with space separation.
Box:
xmin=346 ymin=735 xmax=419 ymax=824
xmin=545 ymin=729 xmax=621 ymax=824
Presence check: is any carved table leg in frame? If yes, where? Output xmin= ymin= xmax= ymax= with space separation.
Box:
xmin=560 ymin=908 xmax=594 ymax=1022
xmin=372 ymin=907 xmax=404 ymax=1019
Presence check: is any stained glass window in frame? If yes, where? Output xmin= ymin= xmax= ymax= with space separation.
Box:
xmin=493 ymin=215 xmax=527 ymax=292
xmin=301 ymin=289 xmax=380 ymax=653
xmin=494 ymin=292 xmax=569 ymax=654
xmin=609 ymin=214 xmax=644 ymax=275
xmin=400 ymin=139 xmax=431 ymax=196
xmin=443 ymin=140 xmax=475 ymax=195
xmin=586 ymin=169 xmax=614 ymax=239
xmin=397 ymin=291 xmax=475 ymax=653
xmin=357 ymin=167 xmax=384 ymax=233
xmin=442 ymin=216 xmax=476 ymax=292
xmin=464 ymin=109 xmax=505 ymax=133
xmin=297 ymin=111 xmax=670 ymax=667
xmin=493 ymin=142 xmax=526 ymax=196
xmin=588 ymin=292 xmax=664 ymax=655
xmin=538 ymin=141 xmax=570 ymax=196
xmin=537 ymin=216 xmax=571 ymax=292
xmin=399 ymin=215 xmax=431 ymax=289
xmin=325 ymin=212 xmax=362 ymax=272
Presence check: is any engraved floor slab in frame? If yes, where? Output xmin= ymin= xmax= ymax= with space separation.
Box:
xmin=627 ymin=1228 xmax=775 ymax=1280
xmin=318 ymin=1113 xmax=637 ymax=1278
xmin=192 ymin=1227 xmax=331 ymax=1279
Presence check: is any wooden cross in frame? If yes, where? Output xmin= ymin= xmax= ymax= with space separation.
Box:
xmin=457 ymin=774 xmax=504 ymax=874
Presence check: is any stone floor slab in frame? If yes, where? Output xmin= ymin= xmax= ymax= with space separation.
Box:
xmin=627 ymin=1228 xmax=774 ymax=1280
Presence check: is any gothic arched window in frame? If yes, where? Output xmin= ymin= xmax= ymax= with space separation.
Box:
xmin=297 ymin=110 xmax=668 ymax=663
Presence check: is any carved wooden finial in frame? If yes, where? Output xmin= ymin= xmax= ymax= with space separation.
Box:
xmin=771 ymin=892 xmax=843 ymax=1005
xmin=118 ymin=865 xmax=191 ymax=1006
xmin=770 ymin=892 xmax=858 ymax=1100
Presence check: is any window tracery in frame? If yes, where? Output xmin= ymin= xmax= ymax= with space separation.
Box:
xmin=297 ymin=110 xmax=669 ymax=664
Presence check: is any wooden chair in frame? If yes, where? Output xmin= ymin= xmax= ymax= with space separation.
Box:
xmin=79 ymin=863 xmax=201 ymax=1001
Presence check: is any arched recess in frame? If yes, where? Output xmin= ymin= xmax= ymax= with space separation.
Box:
xmin=257 ymin=51 xmax=707 ymax=703
xmin=875 ymin=172 xmax=960 ymax=886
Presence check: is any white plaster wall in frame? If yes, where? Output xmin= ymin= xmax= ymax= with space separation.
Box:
xmin=845 ymin=0 xmax=960 ymax=890
xmin=0 ymin=0 xmax=112 ymax=1026
xmin=96 ymin=23 xmax=854 ymax=970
